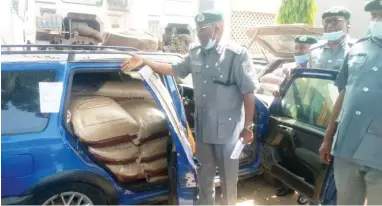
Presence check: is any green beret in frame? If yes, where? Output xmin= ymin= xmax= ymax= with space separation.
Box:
xmin=295 ymin=36 xmax=318 ymax=44
xmin=365 ymin=0 xmax=382 ymax=11
xmin=195 ymin=10 xmax=224 ymax=26
xmin=322 ymin=6 xmax=351 ymax=20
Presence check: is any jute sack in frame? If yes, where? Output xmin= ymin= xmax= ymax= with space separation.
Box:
xmin=119 ymin=101 xmax=168 ymax=145
xmin=92 ymin=81 xmax=154 ymax=103
xmin=89 ymin=141 xmax=139 ymax=164
xmin=71 ymin=96 xmax=139 ymax=146
xmin=106 ymin=162 xmax=145 ymax=183
xmin=146 ymin=173 xmax=168 ymax=183
xmin=137 ymin=136 xmax=168 ymax=163
xmin=140 ymin=157 xmax=167 ymax=176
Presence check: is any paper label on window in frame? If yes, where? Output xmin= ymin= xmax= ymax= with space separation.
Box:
xmin=39 ymin=82 xmax=63 ymax=113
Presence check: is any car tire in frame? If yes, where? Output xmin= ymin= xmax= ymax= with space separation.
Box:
xmin=31 ymin=182 xmax=109 ymax=205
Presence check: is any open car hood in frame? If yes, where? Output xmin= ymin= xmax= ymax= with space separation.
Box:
xmin=246 ymin=24 xmax=323 ymax=59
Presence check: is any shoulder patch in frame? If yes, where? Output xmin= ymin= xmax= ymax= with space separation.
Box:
xmin=354 ymin=36 xmax=371 ymax=44
xmin=242 ymin=61 xmax=255 ymax=76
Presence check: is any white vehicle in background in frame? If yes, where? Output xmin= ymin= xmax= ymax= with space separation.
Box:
xmin=1 ymin=0 xmax=129 ymax=48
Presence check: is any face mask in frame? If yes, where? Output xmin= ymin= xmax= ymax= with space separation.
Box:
xmin=369 ymin=21 xmax=382 ymax=39
xmin=323 ymin=30 xmax=344 ymax=41
xmin=203 ymin=25 xmax=216 ymax=50
xmin=294 ymin=54 xmax=310 ymax=64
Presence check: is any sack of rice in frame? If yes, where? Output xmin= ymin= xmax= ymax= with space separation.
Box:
xmin=146 ymin=175 xmax=168 ymax=183
xmin=146 ymin=173 xmax=168 ymax=183
xmin=71 ymin=96 xmax=139 ymax=146
xmin=93 ymin=81 xmax=154 ymax=103
xmin=140 ymin=157 xmax=167 ymax=175
xmin=89 ymin=141 xmax=139 ymax=164
xmin=119 ymin=101 xmax=168 ymax=145
xmin=138 ymin=136 xmax=168 ymax=162
xmin=107 ymin=162 xmax=145 ymax=182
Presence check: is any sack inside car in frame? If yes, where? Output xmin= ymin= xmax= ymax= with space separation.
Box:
xmin=64 ymin=70 xmax=253 ymax=189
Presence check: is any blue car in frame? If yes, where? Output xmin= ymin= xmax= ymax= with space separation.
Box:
xmin=1 ymin=43 xmax=336 ymax=205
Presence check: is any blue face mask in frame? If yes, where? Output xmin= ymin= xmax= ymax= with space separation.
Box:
xmin=203 ymin=25 xmax=216 ymax=50
xmin=294 ymin=54 xmax=310 ymax=64
xmin=323 ymin=30 xmax=344 ymax=41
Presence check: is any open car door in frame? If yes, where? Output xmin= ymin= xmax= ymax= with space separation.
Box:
xmin=263 ymin=68 xmax=339 ymax=204
xmin=139 ymin=66 xmax=198 ymax=205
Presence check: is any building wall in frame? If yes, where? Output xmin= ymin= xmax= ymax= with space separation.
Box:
xmin=315 ymin=0 xmax=369 ymax=38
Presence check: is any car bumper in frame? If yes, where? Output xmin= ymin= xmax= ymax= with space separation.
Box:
xmin=2 ymin=195 xmax=33 ymax=205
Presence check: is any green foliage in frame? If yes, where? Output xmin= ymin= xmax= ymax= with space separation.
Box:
xmin=277 ymin=0 xmax=317 ymax=26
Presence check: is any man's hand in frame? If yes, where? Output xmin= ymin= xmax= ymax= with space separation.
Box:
xmin=121 ymin=53 xmax=144 ymax=73
xmin=240 ymin=129 xmax=254 ymax=145
xmin=319 ymin=140 xmax=332 ymax=164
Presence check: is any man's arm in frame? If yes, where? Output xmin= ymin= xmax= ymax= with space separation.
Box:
xmin=234 ymin=50 xmax=259 ymax=128
xmin=323 ymin=52 xmax=349 ymax=143
xmin=142 ymin=58 xmax=176 ymax=76
xmin=243 ymin=92 xmax=255 ymax=127
xmin=323 ymin=89 xmax=345 ymax=144
xmin=121 ymin=53 xmax=191 ymax=78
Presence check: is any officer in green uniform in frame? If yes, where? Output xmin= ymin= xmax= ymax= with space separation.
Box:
xmin=260 ymin=35 xmax=318 ymax=96
xmin=311 ymin=6 xmax=354 ymax=70
xmin=319 ymin=1 xmax=382 ymax=204
xmin=121 ymin=10 xmax=259 ymax=205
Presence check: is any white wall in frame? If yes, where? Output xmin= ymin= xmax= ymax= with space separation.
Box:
xmin=315 ymin=0 xmax=370 ymax=38
xmin=232 ymin=0 xmax=281 ymax=13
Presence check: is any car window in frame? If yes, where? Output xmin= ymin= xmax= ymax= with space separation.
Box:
xmin=281 ymin=77 xmax=339 ymax=130
xmin=1 ymin=70 xmax=57 ymax=135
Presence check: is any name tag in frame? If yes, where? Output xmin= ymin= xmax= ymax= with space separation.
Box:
xmin=192 ymin=61 xmax=203 ymax=66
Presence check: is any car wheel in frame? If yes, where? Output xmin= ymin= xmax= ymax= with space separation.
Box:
xmin=32 ymin=182 xmax=109 ymax=205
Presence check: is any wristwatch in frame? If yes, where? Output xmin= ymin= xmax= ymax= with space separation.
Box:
xmin=244 ymin=123 xmax=255 ymax=131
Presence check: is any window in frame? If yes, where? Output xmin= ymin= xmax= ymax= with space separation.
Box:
xmin=1 ymin=70 xmax=57 ymax=135
xmin=281 ymin=77 xmax=339 ymax=129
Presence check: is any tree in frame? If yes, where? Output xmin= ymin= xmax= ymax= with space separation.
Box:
xmin=277 ymin=0 xmax=317 ymax=26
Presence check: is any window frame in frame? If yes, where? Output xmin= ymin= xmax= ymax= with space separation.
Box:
xmin=275 ymin=70 xmax=340 ymax=131
xmin=1 ymin=69 xmax=58 ymax=135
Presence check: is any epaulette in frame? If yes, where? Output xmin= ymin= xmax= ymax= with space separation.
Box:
xmin=354 ymin=36 xmax=371 ymax=44
xmin=226 ymin=43 xmax=246 ymax=54
xmin=309 ymin=40 xmax=327 ymax=51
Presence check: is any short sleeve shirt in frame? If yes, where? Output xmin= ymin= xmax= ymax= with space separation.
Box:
xmin=172 ymin=42 xmax=259 ymax=144
xmin=331 ymin=37 xmax=382 ymax=171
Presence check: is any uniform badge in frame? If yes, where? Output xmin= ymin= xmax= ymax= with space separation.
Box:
xmin=300 ymin=36 xmax=307 ymax=42
xmin=243 ymin=61 xmax=255 ymax=76
xmin=196 ymin=14 xmax=205 ymax=22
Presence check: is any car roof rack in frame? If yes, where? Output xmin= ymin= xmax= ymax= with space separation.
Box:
xmin=2 ymin=44 xmax=140 ymax=61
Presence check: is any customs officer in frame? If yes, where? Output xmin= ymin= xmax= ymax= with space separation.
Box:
xmin=311 ymin=6 xmax=354 ymax=70
xmin=121 ymin=10 xmax=259 ymax=205
xmin=319 ymin=1 xmax=382 ymax=204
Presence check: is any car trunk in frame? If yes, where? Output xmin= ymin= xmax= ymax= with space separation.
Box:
xmin=246 ymin=24 xmax=324 ymax=95
xmin=246 ymin=24 xmax=324 ymax=59
xmin=64 ymin=70 xmax=252 ymax=192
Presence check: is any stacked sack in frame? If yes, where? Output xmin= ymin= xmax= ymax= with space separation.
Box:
xmin=70 ymin=81 xmax=169 ymax=183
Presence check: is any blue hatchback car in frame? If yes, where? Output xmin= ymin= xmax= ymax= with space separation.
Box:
xmin=2 ymin=44 xmax=337 ymax=205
